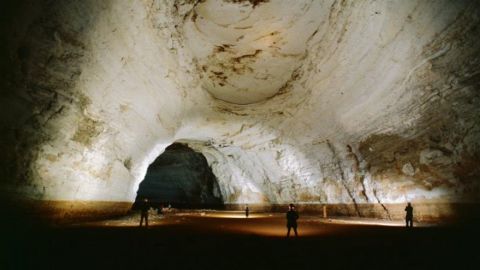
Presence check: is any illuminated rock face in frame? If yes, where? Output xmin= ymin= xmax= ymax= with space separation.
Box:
xmin=1 ymin=0 xmax=479 ymax=220
xmin=183 ymin=0 xmax=323 ymax=104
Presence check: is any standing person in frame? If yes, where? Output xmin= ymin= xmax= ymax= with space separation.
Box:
xmin=157 ymin=204 xmax=163 ymax=216
xmin=405 ymin=202 xmax=413 ymax=228
xmin=286 ymin=203 xmax=299 ymax=237
xmin=245 ymin=205 xmax=249 ymax=218
xmin=140 ymin=198 xmax=150 ymax=227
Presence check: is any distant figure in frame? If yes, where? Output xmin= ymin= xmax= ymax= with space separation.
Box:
xmin=405 ymin=202 xmax=413 ymax=228
xmin=286 ymin=204 xmax=299 ymax=237
xmin=245 ymin=205 xmax=249 ymax=218
xmin=140 ymin=198 xmax=149 ymax=227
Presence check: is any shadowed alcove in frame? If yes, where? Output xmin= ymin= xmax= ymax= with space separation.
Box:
xmin=134 ymin=143 xmax=223 ymax=209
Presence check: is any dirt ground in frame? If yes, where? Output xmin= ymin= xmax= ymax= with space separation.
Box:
xmin=2 ymin=211 xmax=478 ymax=269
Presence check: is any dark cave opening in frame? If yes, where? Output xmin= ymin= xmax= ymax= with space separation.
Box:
xmin=133 ymin=143 xmax=223 ymax=210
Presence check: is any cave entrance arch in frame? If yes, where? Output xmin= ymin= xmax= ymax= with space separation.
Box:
xmin=133 ymin=143 xmax=224 ymax=210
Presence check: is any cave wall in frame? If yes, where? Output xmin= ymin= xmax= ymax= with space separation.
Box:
xmin=0 ymin=0 xmax=479 ymax=221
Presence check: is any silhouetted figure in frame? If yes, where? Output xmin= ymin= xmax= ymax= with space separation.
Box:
xmin=140 ymin=198 xmax=149 ymax=227
xmin=245 ymin=205 xmax=249 ymax=218
xmin=405 ymin=202 xmax=413 ymax=228
xmin=286 ymin=204 xmax=299 ymax=237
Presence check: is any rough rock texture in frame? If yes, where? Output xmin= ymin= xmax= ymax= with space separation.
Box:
xmin=135 ymin=143 xmax=222 ymax=207
xmin=1 ymin=0 xmax=479 ymax=220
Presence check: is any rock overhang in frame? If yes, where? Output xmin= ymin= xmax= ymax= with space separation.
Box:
xmin=0 ymin=0 xmax=479 ymax=222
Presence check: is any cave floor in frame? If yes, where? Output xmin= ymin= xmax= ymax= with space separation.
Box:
xmin=3 ymin=211 xmax=478 ymax=270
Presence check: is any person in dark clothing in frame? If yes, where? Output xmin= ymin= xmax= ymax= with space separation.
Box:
xmin=140 ymin=198 xmax=150 ymax=227
xmin=405 ymin=202 xmax=413 ymax=228
xmin=245 ymin=205 xmax=249 ymax=218
xmin=286 ymin=204 xmax=299 ymax=237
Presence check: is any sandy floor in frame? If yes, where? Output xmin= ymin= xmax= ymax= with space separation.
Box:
xmin=72 ymin=210 xmax=436 ymax=236
xmin=3 ymin=211 xmax=478 ymax=269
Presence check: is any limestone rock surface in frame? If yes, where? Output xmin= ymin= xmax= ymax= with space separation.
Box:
xmin=1 ymin=0 xmax=479 ymax=219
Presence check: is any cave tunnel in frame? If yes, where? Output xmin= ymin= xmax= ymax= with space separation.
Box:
xmin=1 ymin=0 xmax=480 ymax=269
xmin=133 ymin=143 xmax=223 ymax=209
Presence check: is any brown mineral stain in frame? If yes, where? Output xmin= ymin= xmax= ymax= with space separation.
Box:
xmin=72 ymin=117 xmax=103 ymax=146
xmin=45 ymin=154 xmax=58 ymax=162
